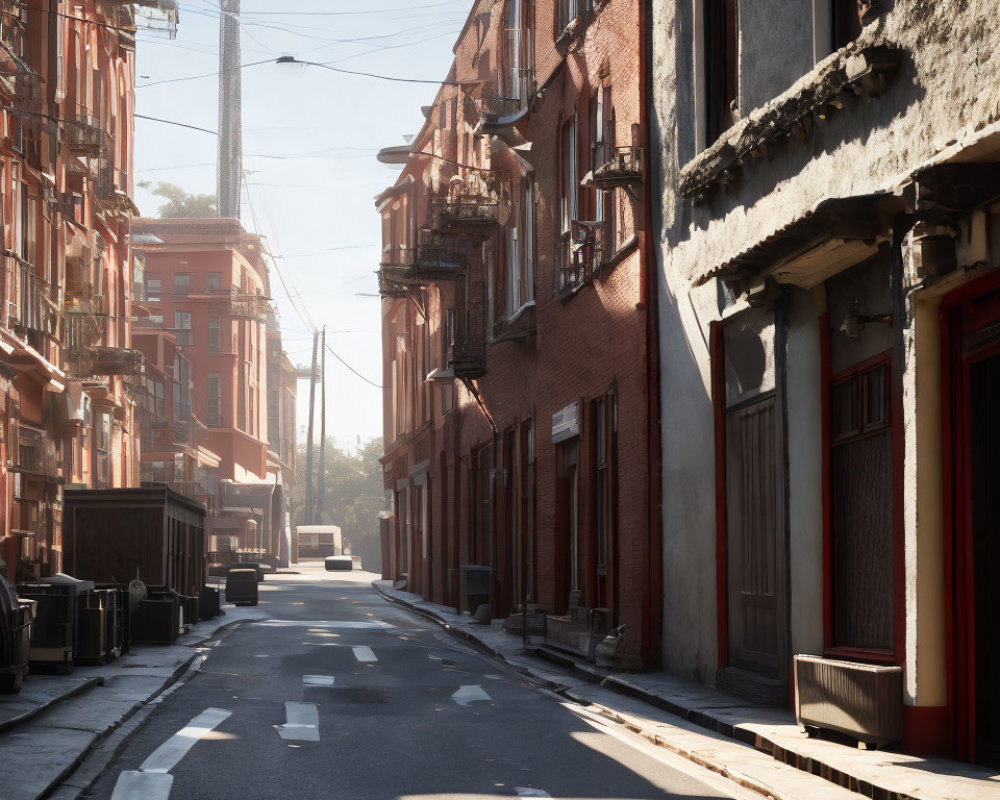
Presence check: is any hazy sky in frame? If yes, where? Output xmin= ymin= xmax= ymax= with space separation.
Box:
xmin=133 ymin=0 xmax=468 ymax=448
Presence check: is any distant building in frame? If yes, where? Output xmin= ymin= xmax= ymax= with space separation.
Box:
xmin=131 ymin=218 xmax=296 ymax=567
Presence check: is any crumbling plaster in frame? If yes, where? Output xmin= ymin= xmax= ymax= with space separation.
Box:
xmin=651 ymin=0 xmax=1000 ymax=687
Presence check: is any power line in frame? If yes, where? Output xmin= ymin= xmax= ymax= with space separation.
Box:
xmin=135 ymin=113 xmax=217 ymax=135
xmin=326 ymin=343 xmax=381 ymax=389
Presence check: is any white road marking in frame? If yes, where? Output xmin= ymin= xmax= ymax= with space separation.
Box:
xmin=353 ymin=646 xmax=377 ymax=663
xmin=515 ymin=789 xmax=551 ymax=798
xmin=255 ymin=619 xmax=393 ymax=630
xmin=303 ymin=675 xmax=335 ymax=687
xmin=428 ymin=653 xmax=443 ymax=661
xmin=110 ymin=771 xmax=174 ymax=800
xmin=275 ymin=702 xmax=320 ymax=742
xmin=451 ymin=684 xmax=492 ymax=706
xmin=139 ymin=708 xmax=232 ymax=774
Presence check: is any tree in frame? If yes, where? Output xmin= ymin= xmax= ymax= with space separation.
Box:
xmin=139 ymin=181 xmax=217 ymax=218
xmin=289 ymin=436 xmax=387 ymax=572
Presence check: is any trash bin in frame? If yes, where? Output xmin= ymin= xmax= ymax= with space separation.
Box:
xmin=459 ymin=565 xmax=491 ymax=614
xmin=324 ymin=555 xmax=353 ymax=571
xmin=236 ymin=562 xmax=265 ymax=582
xmin=178 ymin=595 xmax=199 ymax=631
xmin=225 ymin=569 xmax=258 ymax=606
xmin=18 ymin=575 xmax=94 ymax=671
xmin=0 ymin=576 xmax=32 ymax=693
xmin=76 ymin=596 xmax=106 ymax=665
xmin=198 ymin=585 xmax=221 ymax=620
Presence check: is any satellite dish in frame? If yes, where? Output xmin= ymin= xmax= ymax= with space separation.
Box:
xmin=128 ymin=570 xmax=147 ymax=613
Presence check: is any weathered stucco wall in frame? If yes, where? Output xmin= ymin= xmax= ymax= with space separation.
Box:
xmin=652 ymin=0 xmax=1000 ymax=691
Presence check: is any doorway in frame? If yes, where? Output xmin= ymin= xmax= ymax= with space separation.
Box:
xmin=554 ymin=439 xmax=579 ymax=615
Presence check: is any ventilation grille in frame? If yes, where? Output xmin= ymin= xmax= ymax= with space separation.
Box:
xmin=794 ymin=654 xmax=903 ymax=747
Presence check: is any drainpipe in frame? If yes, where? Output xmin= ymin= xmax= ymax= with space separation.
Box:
xmin=639 ymin=0 xmax=664 ymax=668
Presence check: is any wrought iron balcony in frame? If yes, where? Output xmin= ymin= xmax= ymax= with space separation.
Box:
xmin=381 ymin=239 xmax=467 ymax=283
xmin=432 ymin=171 xmax=508 ymax=234
xmin=475 ymin=69 xmax=533 ymax=132
xmin=66 ymin=110 xmax=110 ymax=156
xmin=448 ymin=281 xmax=486 ymax=379
xmin=90 ymin=346 xmax=145 ymax=377
xmin=62 ymin=306 xmax=107 ymax=377
xmin=589 ymin=145 xmax=644 ymax=190
xmin=377 ymin=264 xmax=418 ymax=298
xmin=556 ymin=221 xmax=605 ymax=294
xmin=3 ymin=252 xmax=57 ymax=337
xmin=210 ymin=292 xmax=270 ymax=321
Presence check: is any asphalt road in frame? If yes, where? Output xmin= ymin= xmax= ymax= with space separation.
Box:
xmin=86 ymin=567 xmax=745 ymax=800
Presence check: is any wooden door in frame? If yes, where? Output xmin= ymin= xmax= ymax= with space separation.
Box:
xmin=726 ymin=394 xmax=786 ymax=679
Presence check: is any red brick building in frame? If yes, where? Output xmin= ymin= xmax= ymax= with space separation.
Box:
xmin=1 ymin=0 xmax=147 ymax=582
xmin=131 ymin=218 xmax=296 ymax=566
xmin=378 ymin=0 xmax=660 ymax=666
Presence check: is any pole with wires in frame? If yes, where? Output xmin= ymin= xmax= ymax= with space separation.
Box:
xmin=304 ymin=331 xmax=319 ymax=525
xmin=318 ymin=326 xmax=327 ymax=525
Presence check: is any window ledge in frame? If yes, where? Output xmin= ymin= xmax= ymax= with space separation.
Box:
xmin=493 ymin=301 xmax=536 ymax=343
xmin=679 ymin=41 xmax=903 ymax=200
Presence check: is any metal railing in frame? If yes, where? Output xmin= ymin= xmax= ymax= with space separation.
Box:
xmin=210 ymin=292 xmax=270 ymax=321
xmin=475 ymin=69 xmax=533 ymax=127
xmin=449 ymin=281 xmax=486 ymax=378
xmin=591 ymin=145 xmax=644 ymax=187
xmin=90 ymin=346 xmax=145 ymax=376
xmin=4 ymin=252 xmax=57 ymax=337
xmin=555 ymin=221 xmax=605 ymax=294
xmin=66 ymin=108 xmax=110 ymax=155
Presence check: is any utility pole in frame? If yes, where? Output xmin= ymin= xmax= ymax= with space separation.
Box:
xmin=304 ymin=331 xmax=318 ymax=525
xmin=217 ymin=0 xmax=242 ymax=218
xmin=318 ymin=327 xmax=327 ymax=524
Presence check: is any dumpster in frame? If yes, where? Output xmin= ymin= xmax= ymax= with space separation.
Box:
xmin=225 ymin=569 xmax=258 ymax=606
xmin=459 ymin=566 xmax=491 ymax=614
xmin=0 ymin=576 xmax=32 ymax=693
xmin=131 ymin=586 xmax=181 ymax=644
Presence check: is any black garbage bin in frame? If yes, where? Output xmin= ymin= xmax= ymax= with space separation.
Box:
xmin=0 ymin=576 xmax=32 ymax=693
xmin=198 ymin=585 xmax=221 ymax=619
xmin=225 ymin=569 xmax=258 ymax=606
xmin=131 ymin=586 xmax=180 ymax=644
xmin=18 ymin=578 xmax=93 ymax=671
xmin=459 ymin=566 xmax=491 ymax=614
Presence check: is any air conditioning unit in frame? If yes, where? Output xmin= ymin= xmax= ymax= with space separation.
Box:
xmin=794 ymin=654 xmax=903 ymax=749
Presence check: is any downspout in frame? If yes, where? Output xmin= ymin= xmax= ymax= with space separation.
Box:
xmin=639 ymin=0 xmax=663 ymax=668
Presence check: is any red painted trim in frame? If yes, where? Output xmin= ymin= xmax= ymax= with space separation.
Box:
xmin=823 ymin=646 xmax=895 ymax=664
xmin=903 ymin=705 xmax=949 ymax=757
xmin=710 ymin=321 xmax=729 ymax=669
xmin=892 ymin=344 xmax=907 ymax=667
xmin=819 ymin=312 xmax=833 ymax=651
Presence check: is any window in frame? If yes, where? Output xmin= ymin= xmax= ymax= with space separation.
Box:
xmin=502 ymin=0 xmax=531 ymax=103
xmin=206 ymin=272 xmax=221 ymax=293
xmin=207 ymin=373 xmax=221 ymax=426
xmin=146 ymin=277 xmax=162 ymax=303
xmin=208 ymin=316 xmax=220 ymax=353
xmin=560 ymin=115 xmax=578 ymax=234
xmin=173 ymin=273 xmax=190 ymax=296
xmin=832 ymin=0 xmax=863 ymax=50
xmin=174 ymin=310 xmax=192 ymax=345
xmin=506 ymin=181 xmax=536 ymax=319
xmin=704 ymin=0 xmax=739 ymax=144
xmin=557 ymin=0 xmax=590 ymax=33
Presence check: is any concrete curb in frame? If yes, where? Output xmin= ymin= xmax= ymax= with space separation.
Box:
xmin=0 ymin=676 xmax=105 ymax=736
xmin=371 ymin=581 xmax=987 ymax=800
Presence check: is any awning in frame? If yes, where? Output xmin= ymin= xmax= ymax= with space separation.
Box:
xmin=694 ymin=192 xmax=903 ymax=288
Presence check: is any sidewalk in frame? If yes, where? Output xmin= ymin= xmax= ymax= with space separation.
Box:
xmin=372 ymin=580 xmax=1000 ymax=800
xmin=0 ymin=603 xmax=267 ymax=800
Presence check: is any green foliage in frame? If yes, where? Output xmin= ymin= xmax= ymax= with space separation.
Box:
xmin=289 ymin=436 xmax=387 ymax=572
xmin=139 ymin=181 xmax=218 ymax=218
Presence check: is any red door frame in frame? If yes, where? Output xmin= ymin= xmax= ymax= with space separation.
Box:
xmin=940 ymin=267 xmax=1000 ymax=761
